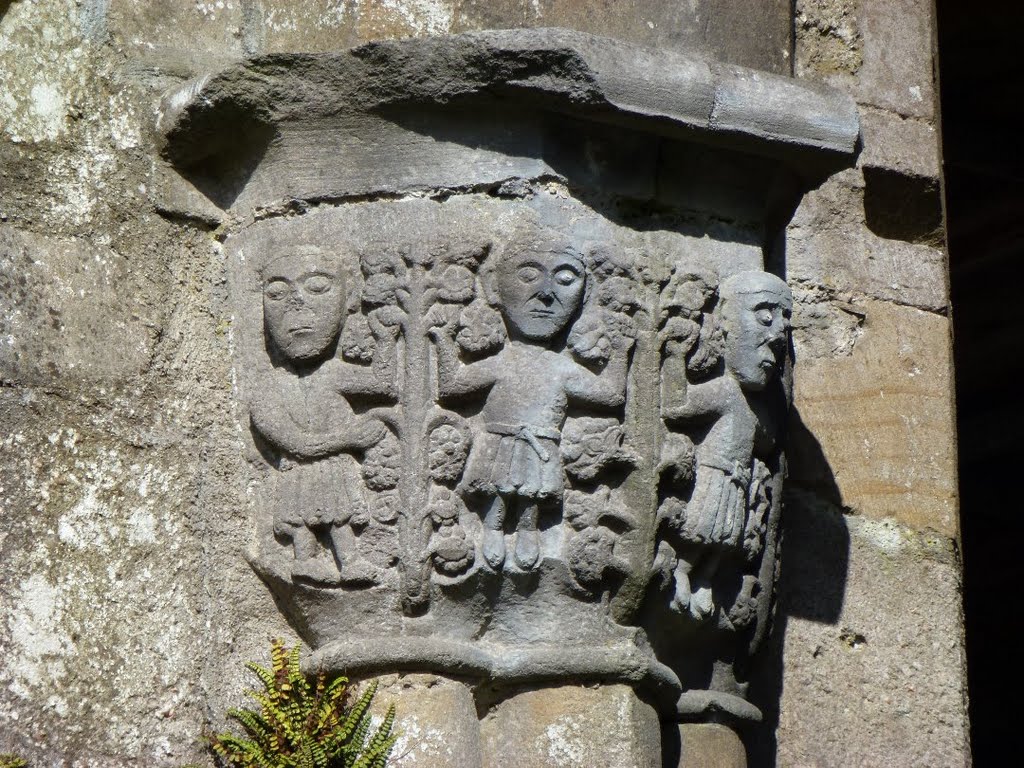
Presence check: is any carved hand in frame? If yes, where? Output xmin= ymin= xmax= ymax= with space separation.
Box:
xmin=369 ymin=306 xmax=404 ymax=339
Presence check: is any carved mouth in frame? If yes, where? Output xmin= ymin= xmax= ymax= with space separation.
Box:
xmin=528 ymin=309 xmax=555 ymax=318
xmin=289 ymin=326 xmax=314 ymax=335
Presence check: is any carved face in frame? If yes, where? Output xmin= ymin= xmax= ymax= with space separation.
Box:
xmin=497 ymin=247 xmax=585 ymax=341
xmin=720 ymin=272 xmax=792 ymax=391
xmin=263 ymin=250 xmax=346 ymax=364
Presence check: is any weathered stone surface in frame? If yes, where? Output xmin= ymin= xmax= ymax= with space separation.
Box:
xmin=480 ymin=685 xmax=661 ymax=768
xmin=855 ymin=0 xmax=935 ymax=119
xmin=0 ymin=3 xmax=967 ymax=767
xmin=788 ymin=282 xmax=865 ymax=360
xmin=790 ymin=299 xmax=957 ymax=537
xmin=0 ymin=226 xmax=160 ymax=385
xmin=677 ymin=723 xmax=747 ymax=768
xmin=773 ymin=507 xmax=969 ymax=766
xmin=105 ymin=0 xmax=792 ymax=74
xmin=787 ymin=169 xmax=947 ymax=311
xmin=796 ymin=0 xmax=935 ymax=119
xmin=859 ymin=106 xmax=939 ymax=178
xmin=107 ymin=0 xmax=246 ymax=64
xmin=368 ymin=675 xmax=482 ymax=767
xmin=160 ymin=29 xmax=860 ymax=201
xmin=0 ymin=387 xmax=207 ymax=764
xmin=795 ymin=0 xmax=863 ymax=82
xmin=0 ymin=0 xmax=95 ymax=145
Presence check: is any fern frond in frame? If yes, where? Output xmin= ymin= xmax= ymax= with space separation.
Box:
xmin=350 ymin=704 xmax=398 ymax=768
xmin=208 ymin=642 xmax=398 ymax=768
xmin=231 ymin=706 xmax=278 ymax=737
xmin=246 ymin=661 xmax=279 ymax=694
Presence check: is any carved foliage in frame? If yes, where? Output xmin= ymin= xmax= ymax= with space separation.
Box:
xmin=249 ymin=225 xmax=650 ymax=611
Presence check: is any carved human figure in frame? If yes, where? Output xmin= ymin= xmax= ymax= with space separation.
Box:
xmin=251 ymin=245 xmax=397 ymax=585
xmin=661 ymin=271 xmax=791 ymax=618
xmin=429 ymin=227 xmax=633 ymax=571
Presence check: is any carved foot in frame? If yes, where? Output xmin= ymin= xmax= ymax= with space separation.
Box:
xmin=339 ymin=557 xmax=381 ymax=587
xmin=689 ymin=585 xmax=715 ymax=620
xmin=513 ymin=529 xmax=540 ymax=570
xmin=483 ymin=528 xmax=506 ymax=570
xmin=669 ymin=567 xmax=693 ymax=614
xmin=291 ymin=556 xmax=342 ymax=586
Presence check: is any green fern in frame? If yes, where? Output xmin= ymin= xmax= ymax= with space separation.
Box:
xmin=0 ymin=755 xmax=27 ymax=768
xmin=211 ymin=640 xmax=397 ymax=768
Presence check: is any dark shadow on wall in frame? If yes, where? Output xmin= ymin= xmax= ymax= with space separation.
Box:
xmin=862 ymin=167 xmax=944 ymax=245
xmin=745 ymin=407 xmax=851 ymax=767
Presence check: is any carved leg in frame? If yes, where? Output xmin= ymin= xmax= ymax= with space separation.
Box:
xmin=329 ymin=524 xmax=380 ymax=586
xmin=514 ymin=500 xmax=541 ymax=570
xmin=290 ymin=524 xmax=319 ymax=562
xmin=290 ymin=525 xmax=341 ymax=585
xmin=689 ymin=549 xmax=721 ymax=620
xmin=482 ymin=495 xmax=507 ymax=570
xmin=670 ymin=556 xmax=694 ymax=614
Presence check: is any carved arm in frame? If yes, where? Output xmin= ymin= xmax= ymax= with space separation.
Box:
xmin=661 ymin=377 xmax=727 ymax=423
xmin=428 ymin=326 xmax=498 ymax=398
xmin=566 ymin=339 xmax=633 ymax=408
xmin=251 ymin=397 xmax=387 ymax=459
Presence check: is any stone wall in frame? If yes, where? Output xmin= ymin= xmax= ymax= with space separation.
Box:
xmin=766 ymin=1 xmax=968 ymax=765
xmin=0 ymin=1 xmax=968 ymax=766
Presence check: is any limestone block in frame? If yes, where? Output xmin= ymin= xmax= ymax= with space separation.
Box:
xmin=0 ymin=226 xmax=159 ymax=385
xmin=796 ymin=0 xmax=936 ymax=119
xmin=677 ymin=723 xmax=747 ymax=768
xmin=774 ymin=509 xmax=969 ymax=766
xmin=795 ymin=0 xmax=863 ymax=83
xmin=242 ymin=0 xmax=791 ymax=73
xmin=106 ymin=0 xmax=246 ymax=66
xmin=0 ymin=389 xmax=209 ymax=765
xmin=368 ymin=675 xmax=482 ymax=768
xmin=0 ymin=0 xmax=93 ymax=144
xmin=480 ymin=685 xmax=661 ymax=768
xmin=855 ymin=0 xmax=935 ymax=118
xmin=859 ymin=106 xmax=939 ymax=179
xmin=790 ymin=298 xmax=957 ymax=537
xmin=787 ymin=169 xmax=947 ymax=311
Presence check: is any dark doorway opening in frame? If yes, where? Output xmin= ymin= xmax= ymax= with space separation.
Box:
xmin=936 ymin=1 xmax=1024 ymax=761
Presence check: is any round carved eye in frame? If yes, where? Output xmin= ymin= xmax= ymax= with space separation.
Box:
xmin=517 ymin=265 xmax=541 ymax=283
xmin=304 ymin=275 xmax=333 ymax=295
xmin=756 ymin=308 xmax=774 ymax=326
xmin=264 ymin=279 xmax=290 ymax=301
xmin=554 ymin=268 xmax=579 ymax=287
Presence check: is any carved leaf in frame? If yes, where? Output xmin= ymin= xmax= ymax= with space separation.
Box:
xmin=362 ymin=432 xmax=401 ymax=491
xmin=597 ymin=275 xmax=641 ymax=314
xmin=566 ymin=528 xmax=617 ymax=588
xmin=361 ymin=273 xmax=402 ymax=307
xmin=432 ymin=264 xmax=476 ymax=303
xmin=428 ymin=424 xmax=471 ymax=485
xmin=561 ymin=417 xmax=637 ymax=483
xmin=455 ymin=300 xmax=506 ymax=354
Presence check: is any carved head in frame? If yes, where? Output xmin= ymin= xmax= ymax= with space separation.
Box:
xmin=719 ymin=271 xmax=792 ymax=391
xmin=496 ymin=228 xmax=586 ymax=342
xmin=262 ymin=246 xmax=346 ymax=364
